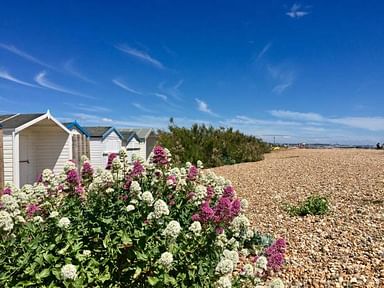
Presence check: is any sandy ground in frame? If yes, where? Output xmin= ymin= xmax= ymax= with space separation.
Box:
xmin=211 ymin=149 xmax=384 ymax=288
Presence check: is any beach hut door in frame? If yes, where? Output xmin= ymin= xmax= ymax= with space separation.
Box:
xmin=19 ymin=135 xmax=31 ymax=186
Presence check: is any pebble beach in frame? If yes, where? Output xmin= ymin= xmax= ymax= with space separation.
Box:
xmin=212 ymin=149 xmax=384 ymax=288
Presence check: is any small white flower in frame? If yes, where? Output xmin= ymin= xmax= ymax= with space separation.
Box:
xmin=240 ymin=248 xmax=249 ymax=257
xmin=64 ymin=160 xmax=76 ymax=173
xmin=242 ymin=263 xmax=254 ymax=276
xmin=215 ymin=259 xmax=234 ymax=275
xmin=142 ymin=191 xmax=154 ymax=206
xmin=61 ymin=263 xmax=77 ymax=280
xmin=197 ymin=160 xmax=204 ymax=169
xmin=15 ymin=215 xmax=26 ymax=224
xmin=33 ymin=216 xmax=44 ymax=223
xmin=240 ymin=198 xmax=249 ymax=211
xmin=126 ymin=205 xmax=135 ymax=212
xmin=106 ymin=187 xmax=114 ymax=194
xmin=112 ymin=157 xmax=122 ymax=170
xmin=162 ymin=220 xmax=181 ymax=239
xmin=58 ymin=217 xmax=71 ymax=229
xmin=82 ymin=250 xmax=91 ymax=257
xmin=153 ymin=199 xmax=169 ymax=218
xmin=189 ymin=221 xmax=202 ymax=235
xmin=256 ymin=256 xmax=268 ymax=270
xmin=49 ymin=211 xmax=59 ymax=218
xmin=223 ymin=249 xmax=239 ymax=266
xmin=159 ymin=251 xmax=173 ymax=266
xmin=216 ymin=275 xmax=232 ymax=288
xmin=1 ymin=194 xmax=19 ymax=211
xmin=268 ymin=278 xmax=284 ymax=288
xmin=0 ymin=210 xmax=14 ymax=231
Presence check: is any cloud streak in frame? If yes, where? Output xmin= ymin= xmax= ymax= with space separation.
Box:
xmin=268 ymin=64 xmax=295 ymax=94
xmin=35 ymin=71 xmax=93 ymax=99
xmin=286 ymin=3 xmax=310 ymax=19
xmin=113 ymin=79 xmax=143 ymax=95
xmin=115 ymin=44 xmax=165 ymax=69
xmin=0 ymin=43 xmax=55 ymax=69
xmin=132 ymin=103 xmax=153 ymax=113
xmin=195 ymin=98 xmax=218 ymax=116
xmin=64 ymin=59 xmax=95 ymax=84
xmin=256 ymin=43 xmax=271 ymax=60
xmin=0 ymin=68 xmax=39 ymax=88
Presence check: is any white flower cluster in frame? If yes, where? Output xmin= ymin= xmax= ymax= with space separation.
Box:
xmin=159 ymin=251 xmax=173 ymax=266
xmin=188 ymin=221 xmax=202 ymax=235
xmin=162 ymin=220 xmax=181 ymax=239
xmin=240 ymin=198 xmax=249 ymax=211
xmin=82 ymin=250 xmax=92 ymax=257
xmin=215 ymin=275 xmax=232 ymax=288
xmin=49 ymin=211 xmax=59 ymax=218
xmin=126 ymin=205 xmax=135 ymax=212
xmin=197 ymin=160 xmax=204 ymax=169
xmin=215 ymin=259 xmax=234 ymax=275
xmin=242 ymin=263 xmax=254 ymax=277
xmin=215 ymin=232 xmax=228 ymax=248
xmin=41 ymin=169 xmax=55 ymax=182
xmin=1 ymin=194 xmax=19 ymax=211
xmin=89 ymin=170 xmax=114 ymax=192
xmin=200 ymin=171 xmax=230 ymax=197
xmin=223 ymin=249 xmax=239 ymax=267
xmin=112 ymin=157 xmax=122 ymax=170
xmin=58 ymin=217 xmax=71 ymax=229
xmin=64 ymin=160 xmax=76 ymax=173
xmin=0 ymin=210 xmax=13 ymax=231
xmin=153 ymin=199 xmax=169 ymax=219
xmin=142 ymin=191 xmax=154 ymax=206
xmin=61 ymin=264 xmax=77 ymax=280
xmin=230 ymin=214 xmax=250 ymax=238
xmin=268 ymin=278 xmax=284 ymax=288
xmin=194 ymin=184 xmax=207 ymax=205
xmin=130 ymin=181 xmax=142 ymax=199
xmin=255 ymin=256 xmax=268 ymax=271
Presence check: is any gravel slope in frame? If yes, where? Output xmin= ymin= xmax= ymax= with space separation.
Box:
xmin=211 ymin=149 xmax=384 ymax=288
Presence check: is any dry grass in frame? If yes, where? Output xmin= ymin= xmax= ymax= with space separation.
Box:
xmin=211 ymin=148 xmax=384 ymax=288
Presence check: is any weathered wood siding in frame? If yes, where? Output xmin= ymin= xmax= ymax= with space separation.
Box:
xmin=89 ymin=131 xmax=122 ymax=169
xmin=3 ymin=129 xmax=13 ymax=185
xmin=0 ymin=128 xmax=3 ymax=192
xmin=126 ymin=137 xmax=141 ymax=162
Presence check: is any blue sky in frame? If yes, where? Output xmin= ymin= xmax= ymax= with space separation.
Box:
xmin=1 ymin=1 xmax=384 ymax=144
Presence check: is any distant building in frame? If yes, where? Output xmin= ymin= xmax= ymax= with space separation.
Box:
xmin=119 ymin=128 xmax=157 ymax=160
xmin=84 ymin=126 xmax=123 ymax=169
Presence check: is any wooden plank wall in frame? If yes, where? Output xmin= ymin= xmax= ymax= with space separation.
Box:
xmin=72 ymin=134 xmax=90 ymax=169
xmin=0 ymin=128 xmax=4 ymax=193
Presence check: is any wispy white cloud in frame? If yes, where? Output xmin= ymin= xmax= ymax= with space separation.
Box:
xmin=268 ymin=64 xmax=295 ymax=94
xmin=270 ymin=110 xmax=324 ymax=122
xmin=153 ymin=93 xmax=168 ymax=101
xmin=158 ymin=79 xmax=184 ymax=100
xmin=286 ymin=3 xmax=310 ymax=19
xmin=64 ymin=59 xmax=95 ymax=84
xmin=132 ymin=103 xmax=153 ymax=113
xmin=35 ymin=71 xmax=93 ymax=99
xmin=65 ymin=103 xmax=111 ymax=113
xmin=256 ymin=43 xmax=271 ymax=60
xmin=195 ymin=98 xmax=219 ymax=117
xmin=270 ymin=109 xmax=384 ymax=131
xmin=0 ymin=43 xmax=55 ymax=69
xmin=115 ymin=44 xmax=165 ymax=69
xmin=0 ymin=68 xmax=39 ymax=88
xmin=329 ymin=117 xmax=384 ymax=131
xmin=112 ymin=79 xmax=143 ymax=95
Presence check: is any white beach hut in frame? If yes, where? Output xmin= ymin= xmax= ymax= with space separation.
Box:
xmin=84 ymin=126 xmax=123 ymax=169
xmin=119 ymin=128 xmax=157 ymax=160
xmin=0 ymin=111 xmax=72 ymax=189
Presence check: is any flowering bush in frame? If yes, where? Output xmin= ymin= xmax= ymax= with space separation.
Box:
xmin=0 ymin=146 xmax=285 ymax=287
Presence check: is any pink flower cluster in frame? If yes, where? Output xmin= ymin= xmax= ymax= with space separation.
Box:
xmin=26 ymin=203 xmax=40 ymax=217
xmin=106 ymin=153 xmax=118 ymax=170
xmin=81 ymin=161 xmax=94 ymax=180
xmin=2 ymin=187 xmax=12 ymax=195
xmin=66 ymin=169 xmax=80 ymax=186
xmin=187 ymin=165 xmax=198 ymax=181
xmin=152 ymin=145 xmax=169 ymax=165
xmin=191 ymin=185 xmax=241 ymax=228
xmin=265 ymin=238 xmax=286 ymax=271
xmin=130 ymin=160 xmax=145 ymax=178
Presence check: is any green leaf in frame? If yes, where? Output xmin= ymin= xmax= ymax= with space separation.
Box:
xmin=36 ymin=268 xmax=50 ymax=280
xmin=148 ymin=276 xmax=159 ymax=286
xmin=133 ymin=267 xmax=142 ymax=279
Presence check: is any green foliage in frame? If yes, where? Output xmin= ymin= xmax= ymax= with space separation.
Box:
xmin=157 ymin=123 xmax=271 ymax=168
xmin=0 ymin=148 xmax=284 ymax=287
xmin=285 ymin=195 xmax=329 ymax=216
